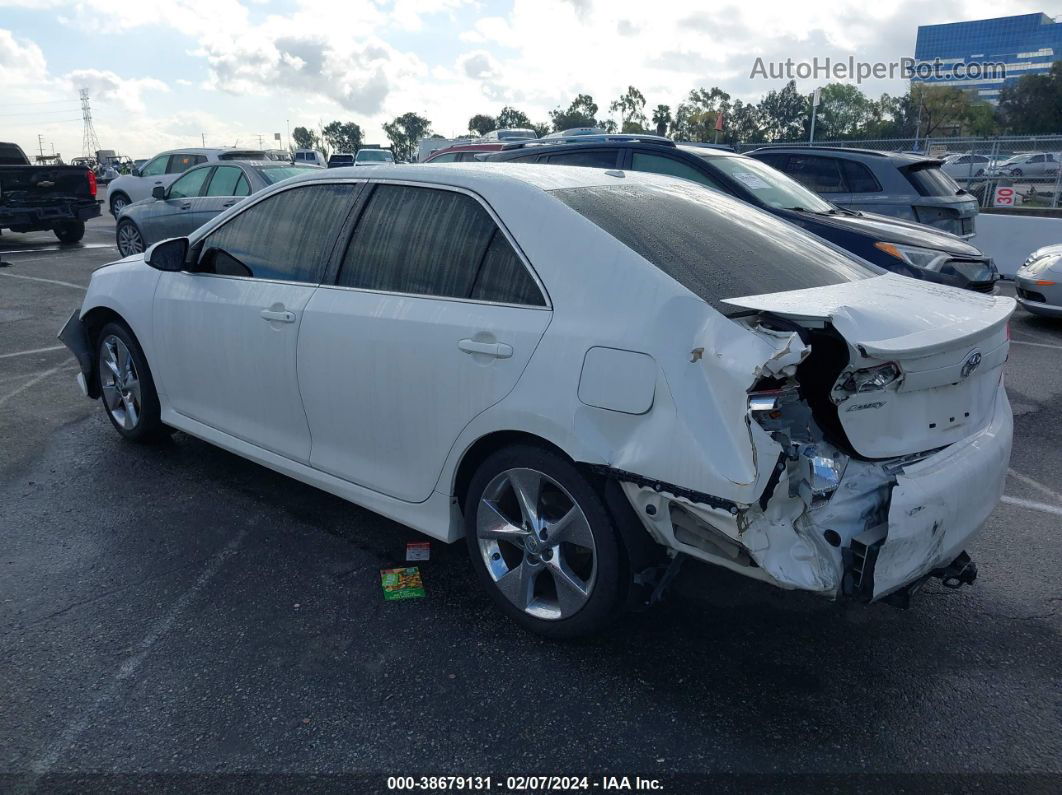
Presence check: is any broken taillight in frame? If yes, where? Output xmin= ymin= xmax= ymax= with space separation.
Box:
xmin=830 ymin=362 xmax=900 ymax=404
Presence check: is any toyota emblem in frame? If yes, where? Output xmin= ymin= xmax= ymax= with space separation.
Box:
xmin=961 ymin=352 xmax=982 ymax=379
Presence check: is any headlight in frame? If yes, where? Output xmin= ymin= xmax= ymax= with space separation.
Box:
xmin=1021 ymin=254 xmax=1061 ymax=277
xmin=874 ymin=241 xmax=950 ymax=271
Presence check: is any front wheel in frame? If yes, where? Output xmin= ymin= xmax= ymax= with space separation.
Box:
xmin=464 ymin=444 xmax=627 ymax=638
xmin=109 ymin=193 xmax=130 ymax=217
xmin=116 ymin=220 xmax=145 ymax=257
xmin=1011 ymin=168 xmax=1023 ymax=177
xmin=54 ymin=221 xmax=85 ymax=244
xmin=96 ymin=322 xmax=169 ymax=443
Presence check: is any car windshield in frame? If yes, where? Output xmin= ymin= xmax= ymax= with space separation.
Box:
xmin=259 ymin=166 xmax=319 ymax=184
xmin=357 ymin=150 xmax=392 ymax=162
xmin=551 ymin=181 xmax=877 ymax=311
xmin=694 ymin=153 xmax=835 ymax=213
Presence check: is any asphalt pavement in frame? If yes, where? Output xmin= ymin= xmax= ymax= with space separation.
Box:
xmin=1 ymin=197 xmax=1060 ymax=792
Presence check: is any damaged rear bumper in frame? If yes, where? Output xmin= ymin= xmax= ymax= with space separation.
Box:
xmin=619 ymin=384 xmax=1012 ymax=604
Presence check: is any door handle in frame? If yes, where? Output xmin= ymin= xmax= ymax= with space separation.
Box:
xmin=180 ymin=203 xmax=191 ymax=210
xmin=458 ymin=339 xmax=512 ymax=358
xmin=260 ymin=309 xmax=296 ymax=323
xmin=222 ymin=200 xmax=237 ymax=207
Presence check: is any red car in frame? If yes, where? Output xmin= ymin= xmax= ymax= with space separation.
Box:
xmin=422 ymin=142 xmax=505 ymax=163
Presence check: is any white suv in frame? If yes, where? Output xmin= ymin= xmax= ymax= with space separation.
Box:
xmin=107 ymin=148 xmax=267 ymax=216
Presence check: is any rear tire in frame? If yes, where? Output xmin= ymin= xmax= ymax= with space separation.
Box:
xmin=464 ymin=444 xmax=628 ymax=639
xmin=54 ymin=221 xmax=85 ymax=244
xmin=95 ymin=321 xmax=169 ymax=443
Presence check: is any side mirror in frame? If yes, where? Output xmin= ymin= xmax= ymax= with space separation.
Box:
xmin=144 ymin=237 xmax=189 ymax=271
xmin=131 ymin=168 xmax=141 ymax=177
xmin=152 ymin=185 xmax=166 ymax=200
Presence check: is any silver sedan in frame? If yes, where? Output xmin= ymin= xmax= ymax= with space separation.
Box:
xmin=1015 ymin=244 xmax=1062 ymax=318
xmin=115 ymin=161 xmax=318 ymax=257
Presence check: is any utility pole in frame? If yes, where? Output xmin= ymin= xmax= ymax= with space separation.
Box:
xmin=38 ymin=134 xmax=45 ymax=158
xmin=201 ymin=132 xmax=206 ymax=147
xmin=286 ymin=119 xmax=291 ymax=153
xmin=257 ymin=133 xmax=264 ymax=148
xmin=809 ymin=87 xmax=821 ymax=144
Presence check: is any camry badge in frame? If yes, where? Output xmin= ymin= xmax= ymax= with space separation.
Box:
xmin=961 ymin=352 xmax=982 ymax=379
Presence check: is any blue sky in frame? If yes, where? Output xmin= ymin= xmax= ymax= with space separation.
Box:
xmin=0 ymin=0 xmax=1049 ymax=160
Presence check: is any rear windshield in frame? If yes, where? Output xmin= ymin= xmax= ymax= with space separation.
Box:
xmin=357 ymin=150 xmax=392 ymax=162
xmin=0 ymin=143 xmax=29 ymax=165
xmin=904 ymin=163 xmax=961 ymax=197
xmin=551 ymin=182 xmax=876 ymax=310
xmin=259 ymin=166 xmax=319 ymax=184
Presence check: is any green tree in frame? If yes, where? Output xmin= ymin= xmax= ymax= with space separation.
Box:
xmin=722 ymin=99 xmax=764 ymax=145
xmin=672 ymin=87 xmax=730 ymax=141
xmin=531 ymin=121 xmax=551 ymax=138
xmin=322 ymin=121 xmax=363 ymax=155
xmin=549 ymin=94 xmax=601 ymax=131
xmin=383 ymin=112 xmax=432 ymax=162
xmin=814 ymin=83 xmax=872 ymax=139
xmin=651 ymin=104 xmax=672 ymax=137
xmin=468 ymin=114 xmax=496 ymax=136
xmin=911 ymin=84 xmax=970 ymax=138
xmin=963 ymin=101 xmax=998 ymax=137
xmin=997 ymin=61 xmax=1062 ymax=134
xmin=757 ymin=80 xmax=806 ymax=141
xmin=292 ymin=125 xmax=320 ymax=152
xmin=496 ymin=106 xmax=532 ymax=129
xmin=610 ymin=86 xmax=647 ymax=133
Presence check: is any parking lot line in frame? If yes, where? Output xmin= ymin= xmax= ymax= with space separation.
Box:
xmin=1008 ymin=468 xmax=1062 ymax=504
xmin=27 ymin=528 xmax=249 ymax=782
xmin=0 ymin=272 xmax=87 ymax=290
xmin=1000 ymin=495 xmax=1062 ymax=517
xmin=1009 ymin=339 xmax=1062 ymax=351
xmin=0 ymin=345 xmax=66 ymax=360
xmin=0 ymin=364 xmax=72 ymax=409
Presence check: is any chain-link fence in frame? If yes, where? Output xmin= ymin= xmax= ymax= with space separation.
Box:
xmin=735 ymin=135 xmax=1062 ymax=209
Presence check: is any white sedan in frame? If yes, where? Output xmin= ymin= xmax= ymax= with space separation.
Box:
xmin=59 ymin=164 xmax=1014 ymax=637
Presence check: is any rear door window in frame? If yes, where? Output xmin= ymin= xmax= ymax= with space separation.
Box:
xmin=337 ymin=184 xmax=544 ymax=305
xmin=783 ymin=155 xmax=846 ymax=193
xmin=630 ymin=152 xmax=722 ymax=189
xmin=205 ymin=166 xmax=244 ymax=196
xmin=168 ymin=153 xmax=207 ymax=173
xmin=197 ymin=184 xmax=353 ymax=282
xmin=545 ymin=150 xmax=619 ymax=168
xmin=840 ymin=160 xmax=881 ymax=193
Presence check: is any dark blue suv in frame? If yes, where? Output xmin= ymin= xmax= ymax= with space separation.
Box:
xmin=484 ymin=137 xmax=997 ymax=292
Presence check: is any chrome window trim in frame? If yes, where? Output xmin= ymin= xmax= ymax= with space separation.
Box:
xmin=327 ymin=177 xmax=552 ymax=309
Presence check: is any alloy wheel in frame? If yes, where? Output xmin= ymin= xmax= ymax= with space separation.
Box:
xmin=111 ymin=196 xmax=128 ymax=215
xmin=476 ymin=467 xmax=597 ymax=620
xmin=117 ymin=223 xmax=144 ymax=256
xmin=99 ymin=335 xmax=142 ymax=431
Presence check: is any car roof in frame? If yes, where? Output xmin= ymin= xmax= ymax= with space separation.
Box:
xmin=746 ymin=146 xmax=940 ymax=166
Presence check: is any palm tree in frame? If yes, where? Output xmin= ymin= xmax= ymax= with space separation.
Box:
xmin=652 ymin=105 xmax=672 ymax=137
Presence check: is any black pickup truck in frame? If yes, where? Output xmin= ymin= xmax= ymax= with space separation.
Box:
xmin=1 ymin=141 xmax=101 ymax=243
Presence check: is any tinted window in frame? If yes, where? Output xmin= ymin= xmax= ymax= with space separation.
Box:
xmin=552 ymin=182 xmax=875 ymax=311
xmin=702 ymin=154 xmax=834 ymax=213
xmin=783 ymin=155 xmax=846 ymax=193
xmin=752 ymin=153 xmax=788 ymax=169
xmin=356 ymin=150 xmax=392 ymax=162
xmin=198 ymin=184 xmax=352 ymax=282
xmin=139 ymin=156 xmax=168 ymax=177
xmin=904 ymin=164 xmax=960 ymax=197
xmin=168 ymin=168 xmax=210 ymax=199
xmin=429 ymin=152 xmax=459 ymax=163
xmin=0 ymin=143 xmax=28 ymax=165
xmin=841 ymin=160 xmax=881 ymax=193
xmin=631 ymin=152 xmax=722 ymax=189
xmin=234 ymin=175 xmax=250 ymax=196
xmin=1030 ymin=155 xmax=1044 ymax=163
xmin=259 ymin=166 xmax=316 ymax=184
xmin=205 ymin=166 xmax=244 ymax=196
xmin=168 ymin=153 xmax=206 ymax=173
xmin=546 ymin=150 xmax=618 ymax=168
xmin=338 ymin=185 xmax=543 ymax=305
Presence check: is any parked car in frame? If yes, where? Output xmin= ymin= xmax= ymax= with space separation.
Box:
xmin=486 ymin=137 xmax=997 ymax=291
xmin=941 ymin=153 xmax=993 ymax=181
xmin=114 ymin=161 xmax=317 ymax=257
xmin=986 ymin=152 xmax=1060 ymax=178
xmin=107 ymin=148 xmax=268 ymax=217
xmin=1015 ymin=244 xmax=1062 ymax=318
xmin=480 ymin=128 xmax=538 ymax=142
xmin=747 ymin=147 xmax=979 ymax=238
xmin=327 ymin=153 xmax=355 ymax=168
xmin=60 ymin=165 xmax=1012 ymax=636
xmin=424 ymin=142 xmax=506 ymax=163
xmin=293 ymin=149 xmax=327 ymax=167
xmin=354 ymin=149 xmax=394 ymax=165
xmin=0 ymin=140 xmax=100 ymax=243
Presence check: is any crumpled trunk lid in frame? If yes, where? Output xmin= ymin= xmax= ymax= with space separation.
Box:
xmin=724 ymin=273 xmax=1015 ymax=459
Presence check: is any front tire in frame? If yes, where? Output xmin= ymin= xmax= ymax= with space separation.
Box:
xmin=116 ymin=220 xmax=145 ymax=257
xmin=54 ymin=221 xmax=85 ymax=244
xmin=95 ymin=322 xmax=168 ymax=443
xmin=464 ymin=444 xmax=627 ymax=638
xmin=110 ymin=192 xmax=130 ymax=217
